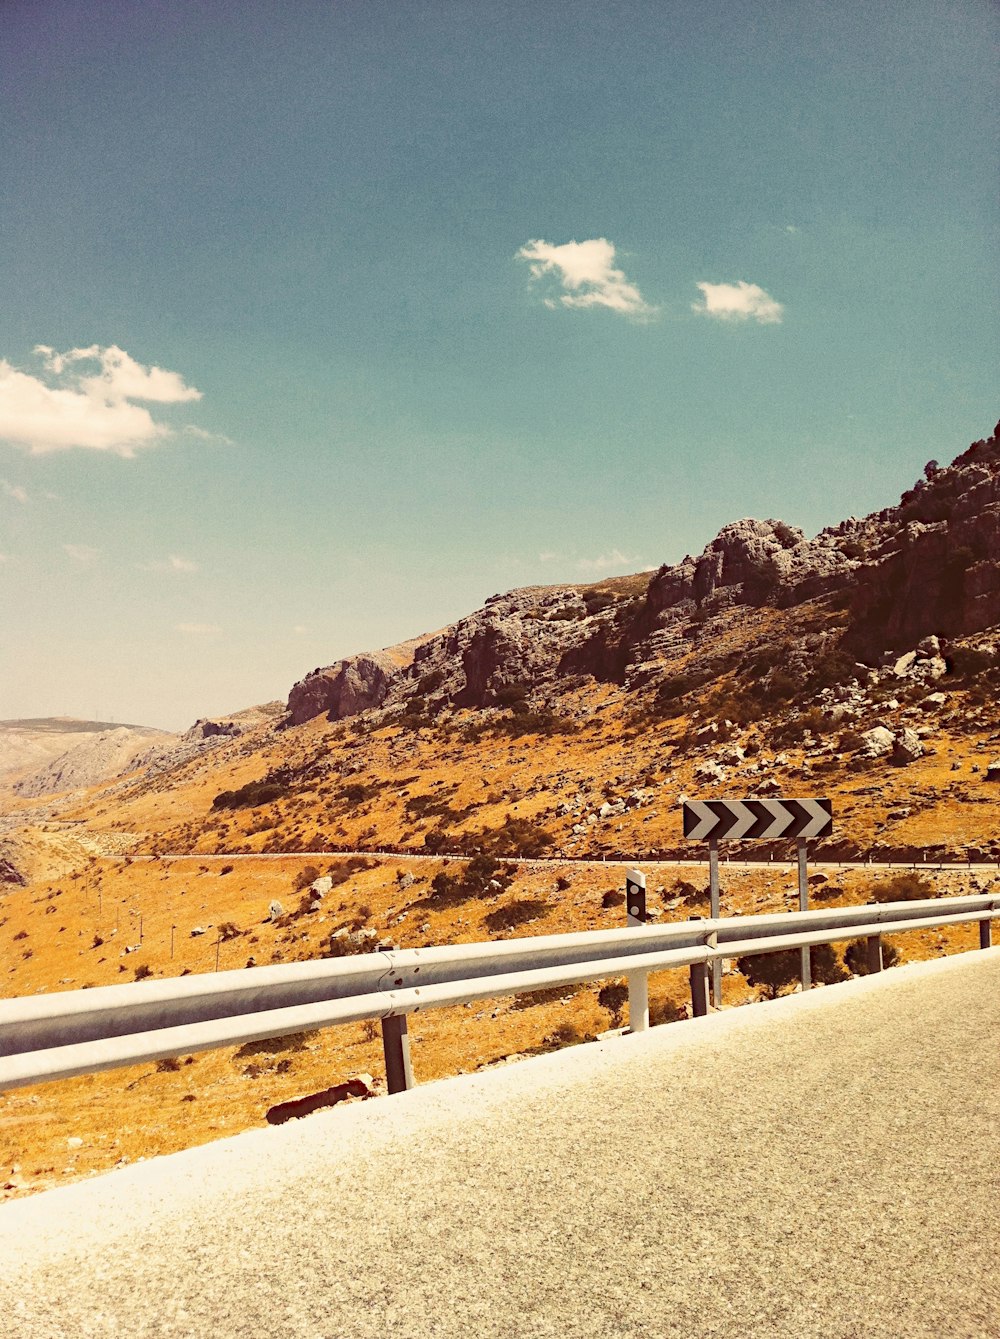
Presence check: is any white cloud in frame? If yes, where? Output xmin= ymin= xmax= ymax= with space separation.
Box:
xmin=538 ymin=551 xmax=559 ymax=563
xmin=1 ymin=479 xmax=28 ymax=503
xmin=140 ymin=554 xmax=199 ymax=573
xmin=691 ymin=281 xmax=784 ymax=324
xmin=63 ymin=543 xmax=101 ymax=565
xmin=0 ymin=345 xmax=204 ymax=456
xmin=517 ymin=238 xmax=657 ymax=319
xmin=576 ymin=548 xmax=641 ymax=573
xmin=175 ymin=622 xmax=220 ymax=635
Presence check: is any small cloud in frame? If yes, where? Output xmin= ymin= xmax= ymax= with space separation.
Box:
xmin=576 ymin=548 xmax=641 ymax=574
xmin=517 ymin=238 xmax=657 ymax=319
xmin=183 ymin=425 xmax=235 ymax=446
xmin=0 ymin=345 xmax=208 ymax=456
xmin=140 ymin=554 xmax=199 ymax=573
xmin=63 ymin=543 xmax=100 ymax=565
xmin=175 ymin=622 xmax=221 ymax=635
xmin=691 ymin=281 xmax=784 ymax=324
xmin=293 ymin=624 xmax=309 ymax=635
xmin=785 ymin=225 xmax=800 ymax=235
xmin=1 ymin=479 xmax=28 ymax=504
xmin=538 ymin=551 xmax=559 ymax=563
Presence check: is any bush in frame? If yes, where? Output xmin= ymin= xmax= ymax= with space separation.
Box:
xmin=598 ymin=981 xmax=629 ymax=1028
xmin=134 ymin=963 xmax=153 ymax=981
xmin=845 ymin=938 xmax=901 ymax=974
xmin=479 ymin=816 xmax=554 ymax=858
xmin=424 ymin=855 xmax=514 ymax=909
xmin=737 ymin=950 xmax=796 ymax=998
xmin=484 ymin=897 xmax=548 ymax=933
xmin=293 ymin=865 xmax=321 ymax=892
xmin=950 ymin=645 xmax=997 ymax=679
xmin=212 ymin=781 xmax=286 ymax=810
xmin=543 ymin=1022 xmax=585 ymax=1048
xmin=865 ymin=873 xmax=934 ymax=904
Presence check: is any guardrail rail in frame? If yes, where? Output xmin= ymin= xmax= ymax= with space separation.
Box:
xmin=1 ymin=893 xmax=996 ymax=1095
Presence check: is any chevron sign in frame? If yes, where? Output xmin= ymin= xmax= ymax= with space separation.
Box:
xmin=682 ymin=797 xmax=833 ymax=841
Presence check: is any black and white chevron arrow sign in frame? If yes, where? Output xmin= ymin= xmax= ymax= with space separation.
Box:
xmin=682 ymin=797 xmax=833 ymax=841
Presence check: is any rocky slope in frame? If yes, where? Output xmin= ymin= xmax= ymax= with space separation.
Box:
xmin=287 ymin=422 xmax=1000 ymax=728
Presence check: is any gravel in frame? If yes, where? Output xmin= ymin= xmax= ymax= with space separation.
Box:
xmin=1 ymin=950 xmax=997 ymax=1338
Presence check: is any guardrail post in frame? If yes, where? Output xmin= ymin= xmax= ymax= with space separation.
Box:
xmin=980 ymin=913 xmax=992 ymax=951
xmin=381 ymin=1014 xmax=414 ymax=1094
xmin=708 ymin=838 xmax=722 ymax=1008
xmin=797 ymin=838 xmax=811 ymax=991
xmin=626 ymin=869 xmax=649 ymax=1033
xmin=688 ymin=915 xmax=709 ymax=1017
xmin=865 ymin=933 xmax=883 ymax=974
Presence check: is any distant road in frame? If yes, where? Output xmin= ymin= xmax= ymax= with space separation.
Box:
xmin=137 ymin=848 xmax=1000 ymax=874
xmin=1 ymin=950 xmax=997 ymax=1338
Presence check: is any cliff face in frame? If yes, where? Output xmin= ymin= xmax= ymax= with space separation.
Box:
xmin=285 ymin=423 xmax=1000 ymax=725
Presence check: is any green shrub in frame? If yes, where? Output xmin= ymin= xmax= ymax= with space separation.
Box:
xmin=484 ymin=897 xmax=548 ymax=933
xmin=864 ymin=873 xmax=935 ymax=903
xmin=212 ymin=781 xmax=286 ymax=810
xmin=845 ymin=938 xmax=901 ymax=974
xmin=480 ymin=816 xmax=554 ymax=858
xmin=598 ymin=981 xmax=629 ymax=1028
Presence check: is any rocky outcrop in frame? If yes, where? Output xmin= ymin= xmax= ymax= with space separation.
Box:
xmin=287 ymin=652 xmax=399 ymax=725
xmin=0 ymin=855 xmax=26 ymax=886
xmin=844 ymin=426 xmax=1000 ymax=657
xmin=13 ymin=726 xmax=172 ymax=798
xmin=284 ymin=421 xmax=1000 ymax=726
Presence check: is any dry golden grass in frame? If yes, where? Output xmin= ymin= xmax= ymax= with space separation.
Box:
xmin=2 ymin=671 xmax=999 ymax=1197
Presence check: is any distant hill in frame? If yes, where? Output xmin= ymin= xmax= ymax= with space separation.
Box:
xmin=0 ymin=719 xmax=173 ymax=793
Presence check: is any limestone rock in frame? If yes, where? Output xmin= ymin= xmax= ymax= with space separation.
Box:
xmin=0 ymin=856 xmax=26 ymax=886
xmin=860 ymin=727 xmax=894 ymax=758
xmin=287 ymin=652 xmax=398 ymax=725
xmin=892 ymin=729 xmax=924 ymax=765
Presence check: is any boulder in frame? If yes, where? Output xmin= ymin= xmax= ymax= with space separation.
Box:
xmin=985 ymin=759 xmax=1000 ymax=782
xmin=893 ymin=651 xmax=917 ymax=677
xmin=860 ymin=726 xmax=894 ymax=758
xmin=892 ymin=729 xmax=924 ymax=765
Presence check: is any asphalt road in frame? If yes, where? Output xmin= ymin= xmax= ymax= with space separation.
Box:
xmin=1 ymin=951 xmax=998 ymax=1338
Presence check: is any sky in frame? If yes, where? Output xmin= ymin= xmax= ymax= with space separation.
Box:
xmin=1 ymin=0 xmax=996 ymax=731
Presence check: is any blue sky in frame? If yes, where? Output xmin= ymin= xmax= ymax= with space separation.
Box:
xmin=1 ymin=0 xmax=996 ymax=730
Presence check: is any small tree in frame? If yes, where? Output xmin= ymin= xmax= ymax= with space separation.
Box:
xmin=737 ymin=943 xmax=846 ymax=998
xmin=845 ymin=938 xmax=900 ymax=975
xmin=737 ymin=949 xmax=799 ymax=999
xmin=598 ymin=981 xmax=629 ymax=1028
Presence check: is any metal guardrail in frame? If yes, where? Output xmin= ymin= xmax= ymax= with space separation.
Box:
xmin=0 ymin=894 xmax=996 ymax=1095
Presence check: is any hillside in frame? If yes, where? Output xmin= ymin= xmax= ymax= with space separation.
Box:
xmin=0 ymin=718 xmax=169 ymax=790
xmin=1 ymin=420 xmax=999 ymax=1196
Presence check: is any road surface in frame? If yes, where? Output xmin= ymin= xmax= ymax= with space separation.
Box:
xmin=1 ymin=950 xmax=997 ymax=1338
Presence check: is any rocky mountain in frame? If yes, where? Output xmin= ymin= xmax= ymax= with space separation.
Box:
xmin=10 ymin=723 xmax=175 ymax=798
xmin=287 ymin=421 xmax=1000 ymax=729
xmin=0 ymin=718 xmax=165 ymax=788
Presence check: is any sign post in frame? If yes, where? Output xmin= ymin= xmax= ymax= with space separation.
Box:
xmin=625 ymin=868 xmax=649 ymax=1033
xmin=708 ymin=838 xmax=721 ymax=1007
xmin=797 ymin=837 xmax=811 ymax=990
xmin=682 ymin=797 xmax=833 ymax=999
